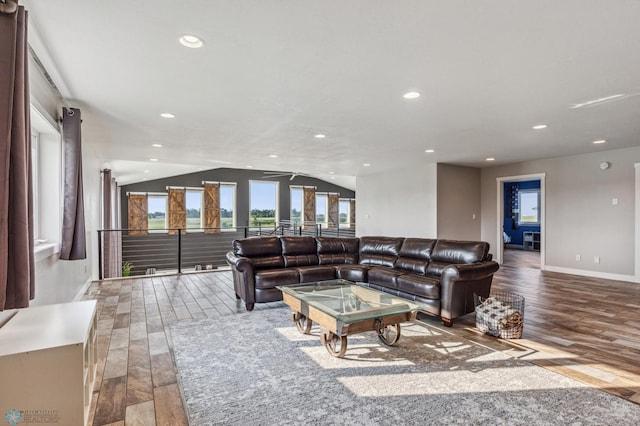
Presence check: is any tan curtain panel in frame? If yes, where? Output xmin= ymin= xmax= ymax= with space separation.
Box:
xmin=350 ymin=199 xmax=356 ymax=229
xmin=303 ymin=187 xmax=316 ymax=224
xmin=127 ymin=194 xmax=148 ymax=236
xmin=328 ymin=194 xmax=339 ymax=229
xmin=204 ymin=183 xmax=221 ymax=234
xmin=168 ymin=188 xmax=186 ymax=234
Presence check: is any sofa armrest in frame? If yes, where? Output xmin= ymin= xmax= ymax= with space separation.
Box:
xmin=226 ymin=251 xmax=257 ymax=306
xmin=226 ymin=251 xmax=255 ymax=274
xmin=439 ymin=261 xmax=500 ymax=325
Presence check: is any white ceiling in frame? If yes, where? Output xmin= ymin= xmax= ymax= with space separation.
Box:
xmin=22 ymin=1 xmax=640 ymax=188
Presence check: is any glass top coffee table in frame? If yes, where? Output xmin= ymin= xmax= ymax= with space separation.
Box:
xmin=277 ymin=279 xmax=427 ymax=358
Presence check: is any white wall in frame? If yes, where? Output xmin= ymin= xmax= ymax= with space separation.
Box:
xmin=356 ymin=164 xmax=437 ymax=237
xmin=436 ymin=164 xmax=481 ymax=240
xmin=481 ymin=146 xmax=639 ymax=281
xmin=29 ymin=59 xmax=102 ymax=306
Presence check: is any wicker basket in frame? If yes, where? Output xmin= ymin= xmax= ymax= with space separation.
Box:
xmin=474 ymin=292 xmax=524 ymax=339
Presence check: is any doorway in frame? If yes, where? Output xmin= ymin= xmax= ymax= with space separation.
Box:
xmin=496 ymin=173 xmax=545 ymax=270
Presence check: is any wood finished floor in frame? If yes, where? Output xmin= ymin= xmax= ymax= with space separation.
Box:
xmin=83 ymin=256 xmax=640 ymax=425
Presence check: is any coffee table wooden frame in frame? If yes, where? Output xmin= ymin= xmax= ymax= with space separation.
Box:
xmin=279 ymin=282 xmax=422 ymax=358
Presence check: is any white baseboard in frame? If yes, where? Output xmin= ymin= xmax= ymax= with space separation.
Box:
xmin=74 ymin=277 xmax=94 ymax=302
xmin=543 ymin=265 xmax=639 ymax=284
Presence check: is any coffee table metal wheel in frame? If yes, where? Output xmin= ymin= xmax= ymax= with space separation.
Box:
xmin=375 ymin=319 xmax=401 ymax=346
xmin=292 ymin=311 xmax=312 ymax=334
xmin=321 ymin=330 xmax=348 ymax=358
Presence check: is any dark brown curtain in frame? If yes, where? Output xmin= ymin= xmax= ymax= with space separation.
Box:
xmin=203 ymin=182 xmax=221 ymax=233
xmin=0 ymin=3 xmax=34 ymax=310
xmin=0 ymin=2 xmax=35 ymax=311
xmin=127 ymin=194 xmax=148 ymax=236
xmin=60 ymin=107 xmax=86 ymax=260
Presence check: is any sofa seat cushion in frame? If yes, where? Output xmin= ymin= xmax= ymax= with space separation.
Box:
xmin=281 ymin=236 xmax=319 ymax=267
xmin=367 ymin=267 xmax=403 ymax=290
xmin=359 ymin=236 xmax=404 ymax=267
xmin=254 ymin=269 xmax=299 ymax=289
xmin=334 ymin=265 xmax=368 ymax=282
xmin=234 ymin=236 xmax=282 ymax=257
xmin=318 ymin=253 xmax=358 ymax=265
xmin=316 ymin=237 xmax=359 ymax=254
xmin=426 ymin=240 xmax=489 ymax=277
xmin=284 ymin=254 xmax=319 ymax=268
xmin=396 ymin=274 xmax=440 ymax=300
xmin=296 ymin=266 xmax=336 ymax=283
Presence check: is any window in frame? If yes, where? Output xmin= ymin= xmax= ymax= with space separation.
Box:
xmin=249 ymin=181 xmax=278 ymax=227
xmin=290 ymin=187 xmax=303 ymax=224
xmin=220 ymin=183 xmax=236 ymax=229
xmin=186 ymin=189 xmax=203 ymax=230
xmin=31 ymin=132 xmax=39 ymax=240
xmin=316 ymin=193 xmax=328 ymax=228
xmin=518 ymin=190 xmax=540 ymax=225
xmin=148 ymin=195 xmax=167 ymax=230
xmin=30 ymin=105 xmax=62 ymax=249
xmin=339 ymin=199 xmax=350 ymax=228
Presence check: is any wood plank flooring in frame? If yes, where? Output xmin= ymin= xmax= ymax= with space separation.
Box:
xmin=82 ymin=262 xmax=640 ymax=425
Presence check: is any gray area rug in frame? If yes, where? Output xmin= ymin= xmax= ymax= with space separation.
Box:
xmin=170 ymin=308 xmax=640 ymax=425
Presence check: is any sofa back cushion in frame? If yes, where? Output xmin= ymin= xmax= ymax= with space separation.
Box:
xmin=359 ymin=236 xmax=404 ymax=267
xmin=426 ymin=239 xmax=490 ymax=277
xmin=233 ymin=236 xmax=284 ymax=269
xmin=281 ymin=236 xmax=318 ymax=267
xmin=316 ymin=237 xmax=359 ymax=265
xmin=394 ymin=238 xmax=436 ymax=274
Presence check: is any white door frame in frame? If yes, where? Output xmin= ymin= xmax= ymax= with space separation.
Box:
xmin=496 ymin=173 xmax=546 ymax=269
xmin=635 ymin=163 xmax=640 ymax=282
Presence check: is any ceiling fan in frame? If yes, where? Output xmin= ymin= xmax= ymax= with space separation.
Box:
xmin=262 ymin=171 xmax=311 ymax=181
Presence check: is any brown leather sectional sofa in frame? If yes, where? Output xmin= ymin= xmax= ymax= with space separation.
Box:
xmin=226 ymin=236 xmax=499 ymax=326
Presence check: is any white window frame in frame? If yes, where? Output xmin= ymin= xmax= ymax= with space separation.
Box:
xmin=518 ymin=189 xmax=541 ymax=226
xmin=316 ymin=193 xmax=328 ymax=229
xmin=339 ymin=198 xmax=351 ymax=228
xmin=249 ymin=180 xmax=279 ymax=228
xmin=220 ymin=182 xmax=237 ymax=231
xmin=30 ymin=105 xmax=62 ymax=257
xmin=290 ymin=186 xmax=304 ymax=226
xmin=185 ymin=188 xmax=204 ymax=232
xmin=147 ymin=194 xmax=168 ymax=233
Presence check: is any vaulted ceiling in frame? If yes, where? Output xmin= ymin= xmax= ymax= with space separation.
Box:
xmin=23 ymin=1 xmax=640 ymax=188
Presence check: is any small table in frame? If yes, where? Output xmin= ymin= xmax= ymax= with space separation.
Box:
xmin=277 ymin=279 xmax=427 ymax=358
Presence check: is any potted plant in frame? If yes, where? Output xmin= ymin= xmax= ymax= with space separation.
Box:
xmin=122 ymin=261 xmax=133 ymax=277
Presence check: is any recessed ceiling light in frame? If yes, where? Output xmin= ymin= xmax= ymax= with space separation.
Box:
xmin=532 ymin=124 xmax=547 ymax=130
xmin=593 ymin=140 xmax=606 ymax=144
xmin=160 ymin=113 xmax=175 ymax=118
xmin=403 ymin=91 xmax=421 ymax=99
xmin=246 ymin=165 xmax=254 ymax=168
xmin=425 ymin=149 xmax=435 ymax=153
xmin=363 ymin=163 xmax=371 ymax=167
xmin=269 ymin=154 xmax=279 ymax=158
xmin=331 ymin=176 xmax=335 ymax=179
xmin=149 ymin=158 xmax=159 ymax=162
xmin=486 ymin=157 xmax=495 ymax=161
xmin=314 ymin=134 xmax=326 ymax=139
xmin=179 ymin=34 xmax=204 ymax=49
xmin=329 ymin=171 xmax=335 ymax=175
xmin=143 ymin=178 xmax=148 ymax=180
xmin=151 ymin=143 xmax=163 ymax=148
xmin=144 ymin=170 xmax=150 ymax=173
